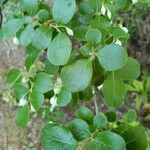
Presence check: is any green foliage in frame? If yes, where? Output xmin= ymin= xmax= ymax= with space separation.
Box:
xmin=47 ymin=33 xmax=72 ymax=66
xmin=61 ymin=59 xmax=93 ymax=92
xmin=97 ymin=44 xmax=128 ymax=71
xmin=77 ymin=106 xmax=94 ymax=123
xmin=16 ymin=105 xmax=29 ymax=128
xmin=2 ymin=0 xmax=148 ymax=149
xmin=93 ymin=113 xmax=107 ymax=129
xmin=41 ymin=124 xmax=77 ymax=150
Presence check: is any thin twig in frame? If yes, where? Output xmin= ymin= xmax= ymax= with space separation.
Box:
xmin=93 ymin=87 xmax=99 ymax=114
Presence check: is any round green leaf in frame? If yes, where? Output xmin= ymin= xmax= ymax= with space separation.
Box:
xmin=14 ymin=83 xmax=28 ymax=100
xmin=93 ymin=131 xmax=126 ymax=150
xmin=61 ymin=59 xmax=93 ymax=92
xmin=52 ymin=0 xmax=76 ymax=24
xmin=74 ymin=25 xmax=88 ymax=40
xmin=41 ymin=124 xmax=77 ymax=150
xmin=114 ymin=125 xmax=148 ymax=150
xmin=20 ymin=24 xmax=34 ymax=47
xmin=68 ymin=119 xmax=90 ymax=141
xmin=30 ymin=91 xmax=44 ymax=110
xmin=25 ymin=50 xmax=39 ymax=71
xmin=57 ymin=87 xmax=72 ymax=107
xmin=115 ymin=57 xmax=140 ymax=80
xmin=7 ymin=68 xmax=21 ymax=84
xmin=33 ymin=73 xmax=53 ymax=93
xmin=32 ymin=25 xmax=52 ymax=50
xmin=47 ymin=33 xmax=72 ymax=66
xmin=86 ymin=28 xmax=102 ymax=45
xmin=16 ymin=105 xmax=29 ymax=128
xmin=22 ymin=0 xmax=38 ymax=16
xmin=45 ymin=60 xmax=59 ymax=75
xmin=77 ymin=106 xmax=94 ymax=123
xmin=123 ymin=109 xmax=137 ymax=123
xmin=102 ymin=72 xmax=126 ymax=108
xmin=104 ymin=111 xmax=117 ymax=122
xmin=1 ymin=19 xmax=24 ymax=40
xmin=111 ymin=26 xmax=129 ymax=40
xmin=93 ymin=113 xmax=107 ymax=129
xmin=38 ymin=9 xmax=49 ymax=22
xmin=97 ymin=44 xmax=128 ymax=71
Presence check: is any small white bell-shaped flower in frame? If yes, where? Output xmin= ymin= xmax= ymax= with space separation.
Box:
xmin=66 ymin=27 xmax=74 ymax=36
xmin=98 ymin=84 xmax=103 ymax=90
xmin=106 ymin=7 xmax=112 ymax=19
xmin=119 ymin=25 xmax=129 ymax=33
xmin=19 ymin=97 xmax=27 ymax=107
xmin=53 ymin=77 xmax=62 ymax=95
xmin=13 ymin=36 xmax=19 ymax=45
xmin=132 ymin=0 xmax=138 ymax=4
xmin=50 ymin=96 xmax=58 ymax=112
xmin=115 ymin=39 xmax=122 ymax=46
xmin=101 ymin=4 xmax=106 ymax=15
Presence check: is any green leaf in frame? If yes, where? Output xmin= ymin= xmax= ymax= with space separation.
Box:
xmin=111 ymin=26 xmax=129 ymax=40
xmin=57 ymin=87 xmax=72 ymax=107
xmin=104 ymin=111 xmax=117 ymax=122
xmin=68 ymin=119 xmax=90 ymax=141
xmin=22 ymin=0 xmax=38 ymax=16
xmin=16 ymin=105 xmax=29 ymax=128
xmin=88 ymin=0 xmax=102 ymax=11
xmin=33 ymin=73 xmax=53 ymax=93
xmin=102 ymin=72 xmax=126 ymax=108
xmin=38 ymin=9 xmax=49 ymax=22
xmin=74 ymin=25 xmax=88 ymax=40
xmin=77 ymin=106 xmax=94 ymax=123
xmin=41 ymin=124 xmax=77 ymax=150
xmin=25 ymin=50 xmax=39 ymax=71
xmin=93 ymin=113 xmax=107 ymax=129
xmin=97 ymin=44 xmax=128 ymax=71
xmin=86 ymin=28 xmax=102 ymax=45
xmin=79 ymin=86 xmax=93 ymax=101
xmin=114 ymin=125 xmax=148 ymax=150
xmin=31 ymin=25 xmax=52 ymax=50
xmin=30 ymin=91 xmax=44 ymax=110
xmin=85 ymin=131 xmax=126 ymax=150
xmin=61 ymin=59 xmax=93 ymax=92
xmin=14 ymin=83 xmax=28 ymax=100
xmin=78 ymin=2 xmax=94 ymax=15
xmin=0 ymin=19 xmax=24 ymax=40
xmin=123 ymin=109 xmax=137 ymax=123
xmin=47 ymin=33 xmax=72 ymax=66
xmin=52 ymin=0 xmax=76 ymax=24
xmin=20 ymin=24 xmax=34 ymax=47
xmin=92 ymin=58 xmax=104 ymax=86
xmin=91 ymin=16 xmax=111 ymax=36
xmin=115 ymin=57 xmax=140 ymax=80
xmin=7 ymin=68 xmax=21 ymax=84
xmin=79 ymin=44 xmax=91 ymax=57
xmin=45 ymin=60 xmax=59 ymax=75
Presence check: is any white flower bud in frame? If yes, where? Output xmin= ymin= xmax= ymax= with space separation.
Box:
xmin=13 ymin=36 xmax=19 ymax=45
xmin=107 ymin=8 xmax=111 ymax=19
xmin=50 ymin=96 xmax=57 ymax=112
xmin=101 ymin=4 xmax=106 ymax=15
xmin=66 ymin=27 xmax=74 ymax=36
xmin=132 ymin=0 xmax=138 ymax=4
xmin=98 ymin=84 xmax=103 ymax=90
xmin=22 ymin=77 xmax=28 ymax=84
xmin=53 ymin=77 xmax=62 ymax=95
xmin=31 ymin=105 xmax=36 ymax=112
xmin=119 ymin=24 xmax=128 ymax=33
xmin=115 ymin=39 xmax=122 ymax=46
xmin=19 ymin=97 xmax=27 ymax=107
